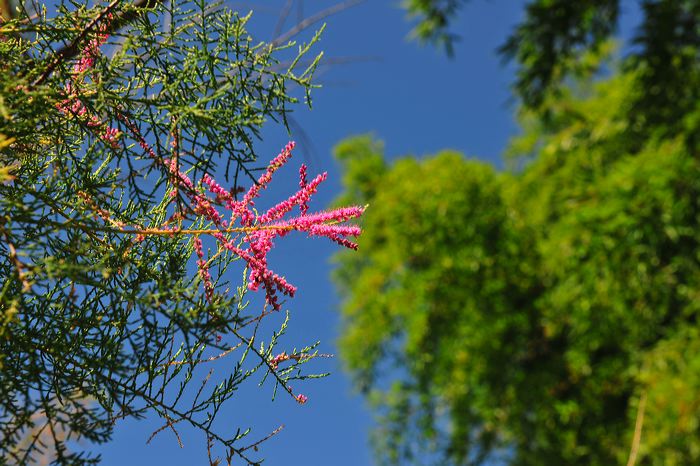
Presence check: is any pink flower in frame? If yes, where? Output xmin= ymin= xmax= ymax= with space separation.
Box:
xmin=298 ymin=164 xmax=309 ymax=215
xmin=57 ymin=15 xmax=120 ymax=148
xmin=59 ymin=15 xmax=364 ymax=315
xmin=185 ymin=143 xmax=364 ymax=309
xmin=269 ymin=352 xmax=289 ymax=370
xmin=257 ymin=172 xmax=327 ymax=224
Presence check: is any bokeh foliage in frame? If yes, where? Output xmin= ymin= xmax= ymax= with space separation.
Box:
xmin=333 ymin=60 xmax=700 ymax=464
xmin=406 ymin=0 xmax=700 ymax=116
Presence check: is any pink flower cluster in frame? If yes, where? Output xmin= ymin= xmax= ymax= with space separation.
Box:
xmin=60 ymin=16 xmax=365 ymax=311
xmin=268 ymin=351 xmax=309 ymax=370
xmin=187 ymin=142 xmax=365 ymax=309
xmin=269 ymin=352 xmax=290 ymax=370
xmin=298 ymin=164 xmax=309 ymax=215
xmin=287 ymin=385 xmax=309 ymax=405
xmin=74 ymin=23 xmax=109 ymax=73
xmin=56 ymin=16 xmax=119 ymax=146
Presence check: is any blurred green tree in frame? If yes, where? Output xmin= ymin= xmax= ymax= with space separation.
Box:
xmin=407 ymin=0 xmax=700 ymax=123
xmin=332 ymin=58 xmax=700 ymax=464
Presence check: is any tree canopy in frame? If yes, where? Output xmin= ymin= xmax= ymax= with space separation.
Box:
xmin=333 ymin=40 xmax=700 ymax=466
xmin=407 ymin=0 xmax=700 ymax=119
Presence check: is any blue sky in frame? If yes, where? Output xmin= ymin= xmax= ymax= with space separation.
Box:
xmin=95 ymin=1 xmax=641 ymax=465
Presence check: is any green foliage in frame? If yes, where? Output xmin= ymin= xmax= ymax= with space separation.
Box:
xmin=498 ymin=0 xmax=618 ymax=109
xmin=0 ymin=1 xmax=337 ymax=464
xmin=403 ymin=0 xmax=464 ymax=56
xmin=333 ymin=65 xmax=700 ymax=464
xmin=639 ymin=327 xmax=700 ymax=465
xmin=406 ymin=0 xmax=700 ymax=120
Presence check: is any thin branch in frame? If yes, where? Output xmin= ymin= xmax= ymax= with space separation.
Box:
xmin=230 ymin=328 xmax=297 ymax=402
xmin=33 ymin=0 xmax=166 ymax=87
xmin=42 ymin=348 xmax=260 ymax=464
xmin=146 ymin=414 xmax=184 ymax=447
xmin=16 ymin=212 xmax=362 ymax=237
xmin=271 ymin=0 xmax=366 ymax=47
xmin=1 ymin=219 xmax=30 ymax=292
xmin=270 ymin=54 xmax=382 ymax=74
xmin=272 ymin=0 xmax=294 ymax=41
xmin=32 ymin=0 xmax=121 ymax=87
xmin=0 ymin=0 xmax=13 ymax=22
xmin=162 ymin=343 xmax=242 ymax=368
xmin=239 ymin=425 xmax=284 ymax=453
xmin=626 ymin=391 xmax=647 ymax=466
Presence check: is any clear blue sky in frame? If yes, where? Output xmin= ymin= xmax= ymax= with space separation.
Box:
xmin=95 ymin=1 xmax=641 ymax=465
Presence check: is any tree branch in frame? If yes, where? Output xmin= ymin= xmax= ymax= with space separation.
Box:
xmin=33 ymin=0 xmax=165 ymax=87
xmin=271 ymin=0 xmax=366 ymax=47
xmin=626 ymin=391 xmax=647 ymax=466
xmin=0 ymin=0 xmax=13 ymax=22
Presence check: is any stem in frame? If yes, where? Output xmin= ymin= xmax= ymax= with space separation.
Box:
xmin=15 ymin=216 xmax=352 ymax=237
xmin=626 ymin=391 xmax=647 ymax=466
xmin=33 ymin=0 xmax=166 ymax=87
xmin=0 ymin=0 xmax=13 ymax=22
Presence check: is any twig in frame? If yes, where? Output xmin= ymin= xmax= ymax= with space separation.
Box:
xmin=32 ymin=0 xmax=121 ymax=87
xmin=146 ymin=414 xmax=184 ymax=448
xmin=163 ymin=343 xmax=243 ymax=368
xmin=33 ymin=0 xmax=166 ymax=87
xmin=24 ymin=213 xmax=361 ymax=237
xmin=0 ymin=0 xmax=13 ymax=22
xmin=239 ymin=425 xmax=284 ymax=453
xmin=231 ymin=328 xmax=298 ymax=402
xmin=272 ymin=0 xmax=294 ymax=41
xmin=626 ymin=391 xmax=647 ymax=466
xmin=271 ymin=0 xmax=366 ymax=47
xmin=1 ymin=218 xmax=30 ymax=292
xmin=238 ymin=302 xmax=276 ymax=329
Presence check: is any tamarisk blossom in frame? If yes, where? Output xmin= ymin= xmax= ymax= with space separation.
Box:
xmin=56 ymin=15 xmax=120 ymax=146
xmin=269 ymin=352 xmax=290 ymax=370
xmin=298 ymin=164 xmax=309 ymax=215
xmin=115 ymin=127 xmax=362 ymax=310
xmin=194 ymin=142 xmax=365 ymax=309
xmin=58 ymin=18 xmax=364 ymax=310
